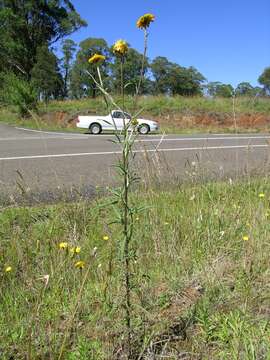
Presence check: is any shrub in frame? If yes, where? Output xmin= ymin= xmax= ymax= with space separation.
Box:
xmin=0 ymin=72 xmax=37 ymax=117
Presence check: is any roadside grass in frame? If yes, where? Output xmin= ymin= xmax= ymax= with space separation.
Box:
xmin=1 ymin=178 xmax=270 ymax=359
xmin=42 ymin=96 xmax=270 ymax=116
xmin=1 ymin=95 xmax=270 ymax=135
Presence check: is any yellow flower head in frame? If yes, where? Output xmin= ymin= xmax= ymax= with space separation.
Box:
xmin=88 ymin=54 xmax=106 ymax=64
xmin=5 ymin=266 xmax=12 ymax=273
xmin=75 ymin=260 xmax=85 ymax=269
xmin=131 ymin=119 xmax=139 ymax=127
xmin=70 ymin=246 xmax=81 ymax=255
xmin=113 ymin=40 xmax=128 ymax=56
xmin=259 ymin=193 xmax=265 ymax=198
xmin=59 ymin=242 xmax=68 ymax=250
xmin=243 ymin=235 xmax=249 ymax=241
xmin=103 ymin=235 xmax=109 ymax=241
xmin=137 ymin=13 xmax=155 ymax=29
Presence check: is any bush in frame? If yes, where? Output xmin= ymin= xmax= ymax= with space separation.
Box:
xmin=0 ymin=73 xmax=37 ymax=117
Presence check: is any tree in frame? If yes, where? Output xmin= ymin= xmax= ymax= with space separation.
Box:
xmin=70 ymin=38 xmax=111 ymax=98
xmin=151 ymin=57 xmax=205 ymax=96
xmin=31 ymin=45 xmax=63 ymax=101
xmin=0 ymin=0 xmax=86 ymax=79
xmin=110 ymin=47 xmax=150 ymax=94
xmin=61 ymin=39 xmax=77 ymax=97
xmin=169 ymin=65 xmax=205 ymax=96
xmin=235 ymin=82 xmax=254 ymax=96
xmin=206 ymin=82 xmax=234 ymax=98
xmin=258 ymin=67 xmax=270 ymax=94
xmin=151 ymin=57 xmax=172 ymax=94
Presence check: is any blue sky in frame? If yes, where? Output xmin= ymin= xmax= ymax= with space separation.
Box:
xmin=67 ymin=0 xmax=270 ymax=87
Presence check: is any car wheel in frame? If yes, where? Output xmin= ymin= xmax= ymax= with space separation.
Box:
xmin=90 ymin=123 xmax=102 ymax=135
xmin=138 ymin=124 xmax=150 ymax=135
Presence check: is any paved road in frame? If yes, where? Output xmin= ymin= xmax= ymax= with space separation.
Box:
xmin=1 ymin=123 xmax=270 ymax=202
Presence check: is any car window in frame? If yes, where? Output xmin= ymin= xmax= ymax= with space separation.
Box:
xmin=124 ymin=112 xmax=131 ymax=120
xmin=112 ymin=111 xmax=122 ymax=119
xmin=112 ymin=111 xmax=131 ymax=120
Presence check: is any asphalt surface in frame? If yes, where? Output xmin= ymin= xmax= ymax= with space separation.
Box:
xmin=1 ymin=123 xmax=270 ymax=203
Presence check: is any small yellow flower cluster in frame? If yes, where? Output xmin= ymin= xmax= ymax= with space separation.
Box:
xmin=58 ymin=242 xmax=81 ymax=252
xmin=243 ymin=235 xmax=249 ymax=241
xmin=5 ymin=266 xmax=12 ymax=273
xmin=113 ymin=39 xmax=129 ymax=56
xmin=88 ymin=53 xmax=106 ymax=64
xmin=70 ymin=246 xmax=81 ymax=255
xmin=136 ymin=13 xmax=155 ymax=29
xmin=59 ymin=242 xmax=68 ymax=249
xmin=75 ymin=261 xmax=85 ymax=269
xmin=103 ymin=235 xmax=109 ymax=241
xmin=131 ymin=119 xmax=139 ymax=127
xmin=259 ymin=193 xmax=265 ymax=198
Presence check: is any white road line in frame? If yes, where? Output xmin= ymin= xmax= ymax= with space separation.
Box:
xmin=14 ymin=126 xmax=163 ymax=137
xmin=15 ymin=127 xmax=87 ymax=136
xmin=2 ymin=134 xmax=270 ymax=142
xmin=0 ymin=144 xmax=269 ymax=161
xmin=0 ymin=136 xmax=87 ymax=141
xmin=136 ymin=136 xmax=270 ymax=143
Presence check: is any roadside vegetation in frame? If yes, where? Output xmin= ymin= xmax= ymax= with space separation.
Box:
xmin=1 ymin=178 xmax=270 ymax=359
xmin=1 ymin=95 xmax=270 ymax=134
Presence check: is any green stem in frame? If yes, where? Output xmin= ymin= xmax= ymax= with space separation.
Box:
xmin=134 ymin=29 xmax=148 ymax=112
xmin=120 ymin=58 xmax=125 ymax=110
xmin=123 ymin=144 xmax=131 ymax=357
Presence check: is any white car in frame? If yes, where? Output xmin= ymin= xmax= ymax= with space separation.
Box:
xmin=76 ymin=110 xmax=159 ymax=135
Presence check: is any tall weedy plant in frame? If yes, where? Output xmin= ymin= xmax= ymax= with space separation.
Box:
xmin=87 ymin=13 xmax=155 ymax=358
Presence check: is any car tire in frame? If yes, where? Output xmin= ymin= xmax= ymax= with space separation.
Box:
xmin=89 ymin=123 xmax=102 ymax=135
xmin=138 ymin=124 xmax=150 ymax=135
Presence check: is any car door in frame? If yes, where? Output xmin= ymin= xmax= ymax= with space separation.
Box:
xmin=112 ymin=111 xmax=130 ymax=130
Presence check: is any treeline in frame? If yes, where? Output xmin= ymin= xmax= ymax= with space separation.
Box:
xmin=0 ymin=1 xmax=269 ymax=116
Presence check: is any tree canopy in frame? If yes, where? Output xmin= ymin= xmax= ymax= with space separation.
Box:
xmin=151 ymin=57 xmax=205 ymax=96
xmin=0 ymin=0 xmax=86 ymax=78
xmin=258 ymin=67 xmax=270 ymax=94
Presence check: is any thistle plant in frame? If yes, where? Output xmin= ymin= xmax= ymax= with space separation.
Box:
xmin=87 ymin=13 xmax=155 ymax=357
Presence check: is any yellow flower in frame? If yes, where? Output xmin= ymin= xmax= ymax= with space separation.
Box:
xmin=59 ymin=242 xmax=68 ymax=250
xmin=113 ymin=40 xmax=128 ymax=56
xmin=103 ymin=235 xmax=109 ymax=241
xmin=75 ymin=246 xmax=81 ymax=254
xmin=137 ymin=13 xmax=155 ymax=29
xmin=88 ymin=54 xmax=106 ymax=64
xmin=70 ymin=246 xmax=81 ymax=255
xmin=75 ymin=260 xmax=85 ymax=269
xmin=243 ymin=235 xmax=249 ymax=241
xmin=5 ymin=266 xmax=12 ymax=273
xmin=131 ymin=119 xmax=139 ymax=127
xmin=259 ymin=193 xmax=265 ymax=198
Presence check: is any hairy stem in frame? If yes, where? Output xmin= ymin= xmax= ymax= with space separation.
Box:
xmin=134 ymin=29 xmax=148 ymax=111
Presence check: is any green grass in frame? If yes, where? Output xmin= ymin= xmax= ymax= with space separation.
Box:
xmin=1 ymin=178 xmax=270 ymax=359
xmin=41 ymin=95 xmax=270 ymax=116
xmin=1 ymin=95 xmax=270 ymax=135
